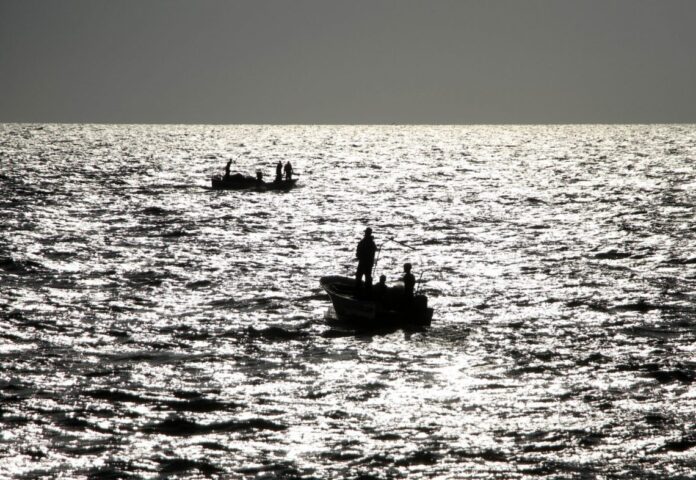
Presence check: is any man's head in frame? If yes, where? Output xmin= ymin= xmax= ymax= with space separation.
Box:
xmin=379 ymin=275 xmax=386 ymax=284
xmin=364 ymin=227 xmax=373 ymax=237
xmin=403 ymin=263 xmax=412 ymax=273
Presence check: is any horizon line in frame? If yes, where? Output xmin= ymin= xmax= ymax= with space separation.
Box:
xmin=3 ymin=121 xmax=696 ymax=127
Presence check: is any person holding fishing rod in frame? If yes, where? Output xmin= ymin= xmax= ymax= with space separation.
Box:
xmin=355 ymin=227 xmax=377 ymax=291
xmin=373 ymin=236 xmax=420 ymax=305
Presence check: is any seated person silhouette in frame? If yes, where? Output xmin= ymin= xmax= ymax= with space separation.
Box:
xmin=402 ymin=263 xmax=415 ymax=302
xmin=374 ymin=275 xmax=388 ymax=300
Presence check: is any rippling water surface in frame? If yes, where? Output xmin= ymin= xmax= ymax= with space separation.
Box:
xmin=1 ymin=124 xmax=696 ymax=478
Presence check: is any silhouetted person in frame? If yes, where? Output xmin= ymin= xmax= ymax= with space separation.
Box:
xmin=284 ymin=161 xmax=293 ymax=180
xmin=224 ymin=160 xmax=232 ymax=179
xmin=375 ymin=274 xmax=387 ymax=299
xmin=355 ymin=227 xmax=377 ymax=289
xmin=275 ymin=161 xmax=283 ymax=182
xmin=256 ymin=170 xmax=264 ymax=183
xmin=402 ymin=263 xmax=415 ymax=301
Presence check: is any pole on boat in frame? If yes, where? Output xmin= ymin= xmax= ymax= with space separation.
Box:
xmin=415 ymin=271 xmax=425 ymax=296
xmin=388 ymin=238 xmax=427 ymax=295
xmin=371 ymin=243 xmax=385 ymax=279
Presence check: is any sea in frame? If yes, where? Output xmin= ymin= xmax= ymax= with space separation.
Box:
xmin=1 ymin=123 xmax=695 ymax=479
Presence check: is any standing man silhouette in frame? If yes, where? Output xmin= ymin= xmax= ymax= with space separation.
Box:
xmin=284 ymin=161 xmax=293 ymax=180
xmin=355 ymin=227 xmax=377 ymax=290
xmin=275 ymin=161 xmax=283 ymax=182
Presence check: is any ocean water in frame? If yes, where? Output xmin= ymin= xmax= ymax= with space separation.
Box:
xmin=1 ymin=123 xmax=695 ymax=479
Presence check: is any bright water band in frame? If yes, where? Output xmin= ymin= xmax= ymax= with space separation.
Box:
xmin=1 ymin=124 xmax=695 ymax=478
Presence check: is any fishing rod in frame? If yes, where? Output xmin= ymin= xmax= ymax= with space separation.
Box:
xmin=389 ymin=237 xmax=417 ymax=251
xmin=387 ymin=238 xmax=430 ymax=296
xmin=371 ymin=242 xmax=385 ymax=279
xmin=371 ymin=237 xmax=418 ymax=278
xmin=415 ymin=271 xmax=426 ymax=296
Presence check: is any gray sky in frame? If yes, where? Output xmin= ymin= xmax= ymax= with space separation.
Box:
xmin=1 ymin=0 xmax=695 ymax=124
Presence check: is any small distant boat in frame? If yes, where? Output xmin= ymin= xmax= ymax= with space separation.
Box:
xmin=211 ymin=173 xmax=298 ymax=191
xmin=320 ymin=275 xmax=433 ymax=329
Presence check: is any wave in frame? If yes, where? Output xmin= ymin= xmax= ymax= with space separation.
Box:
xmin=593 ymin=250 xmax=632 ymax=260
xmin=122 ymin=270 xmax=166 ymax=287
xmin=142 ymin=416 xmax=287 ymax=436
xmin=0 ymin=256 xmax=47 ymax=273
xmin=186 ymin=279 xmax=211 ymax=289
xmin=157 ymin=457 xmax=223 ymax=475
xmin=86 ymin=389 xmax=241 ymax=412
xmin=161 ymin=398 xmax=241 ymax=413
xmin=246 ymin=326 xmax=309 ymax=341
xmin=656 ymin=436 xmax=696 ymax=452
xmin=612 ymin=300 xmax=675 ymax=313
xmin=140 ymin=206 xmax=171 ymax=216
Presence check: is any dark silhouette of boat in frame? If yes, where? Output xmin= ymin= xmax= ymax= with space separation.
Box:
xmin=211 ymin=173 xmax=298 ymax=191
xmin=320 ymin=275 xmax=433 ymax=328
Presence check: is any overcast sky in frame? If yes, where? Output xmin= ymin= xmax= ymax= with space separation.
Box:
xmin=1 ymin=0 xmax=695 ymax=124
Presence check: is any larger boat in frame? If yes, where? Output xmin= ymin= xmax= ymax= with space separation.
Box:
xmin=320 ymin=275 xmax=433 ymax=328
xmin=211 ymin=173 xmax=298 ymax=191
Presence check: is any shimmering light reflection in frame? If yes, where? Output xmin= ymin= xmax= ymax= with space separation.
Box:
xmin=1 ymin=124 xmax=695 ymax=478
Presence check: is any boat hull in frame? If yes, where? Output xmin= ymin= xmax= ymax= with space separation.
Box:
xmin=320 ymin=275 xmax=433 ymax=328
xmin=211 ymin=174 xmax=298 ymax=191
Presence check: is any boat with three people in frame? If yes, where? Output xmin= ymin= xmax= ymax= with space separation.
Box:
xmin=320 ymin=275 xmax=433 ymax=329
xmin=211 ymin=173 xmax=298 ymax=191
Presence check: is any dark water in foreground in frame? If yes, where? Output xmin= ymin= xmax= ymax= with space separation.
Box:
xmin=1 ymin=124 xmax=696 ymax=479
